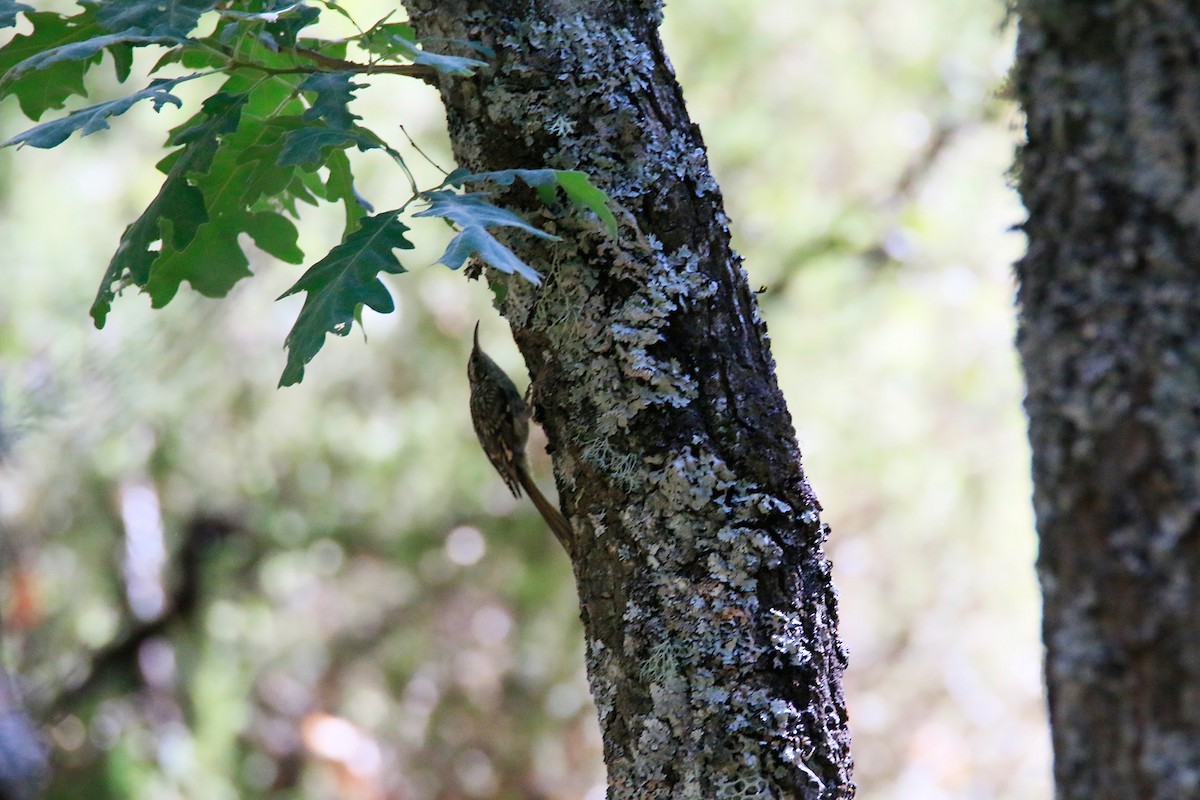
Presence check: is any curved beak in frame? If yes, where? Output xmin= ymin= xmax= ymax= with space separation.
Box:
xmin=473 ymin=321 xmax=481 ymax=350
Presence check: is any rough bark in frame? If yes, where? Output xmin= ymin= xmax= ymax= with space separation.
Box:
xmin=1015 ymin=3 xmax=1200 ymax=799
xmin=404 ymin=1 xmax=853 ymax=797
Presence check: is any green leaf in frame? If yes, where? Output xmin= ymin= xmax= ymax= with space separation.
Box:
xmin=168 ymin=41 xmax=229 ymax=71
xmin=213 ymin=63 xmax=305 ymax=117
xmin=87 ymin=0 xmax=216 ymax=37
xmin=0 ymin=1 xmax=32 ymax=29
xmin=321 ymin=147 xmax=370 ymax=231
xmin=554 ymin=170 xmax=619 ymax=236
xmin=415 ymin=191 xmax=557 ymax=285
xmin=0 ymin=11 xmax=105 ymax=119
xmin=228 ymin=120 xmax=308 ymax=204
xmin=298 ymin=71 xmax=360 ymax=130
xmin=145 ymin=209 xmax=301 ymax=306
xmin=453 ymin=168 xmax=618 ymax=236
xmin=245 ymin=210 xmax=304 ymax=262
xmin=277 ymin=211 xmax=413 ymax=386
xmin=183 ymin=74 xmax=308 ymax=211
xmin=135 ymin=80 xmax=326 ymax=307
xmin=109 ymin=41 xmax=135 ymax=81
xmin=219 ymin=2 xmax=319 ymax=50
xmin=295 ymin=35 xmax=347 ymax=60
xmin=278 ymin=124 xmax=378 ymax=166
xmin=359 ymin=19 xmax=414 ymax=48
xmin=3 ymin=31 xmax=183 ymax=83
xmin=90 ymin=92 xmax=247 ymax=327
xmin=146 ymin=217 xmax=252 ymax=305
xmin=179 ymin=77 xmax=312 ymax=209
xmin=2 ymin=76 xmax=196 ymax=149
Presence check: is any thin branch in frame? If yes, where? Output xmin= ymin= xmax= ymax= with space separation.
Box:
xmin=295 ymin=47 xmax=437 ymax=84
xmin=399 ymin=123 xmax=449 ymax=176
xmin=223 ymin=49 xmax=438 ymax=84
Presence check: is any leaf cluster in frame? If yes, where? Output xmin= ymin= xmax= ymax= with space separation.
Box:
xmin=0 ymin=1 xmax=615 ymax=385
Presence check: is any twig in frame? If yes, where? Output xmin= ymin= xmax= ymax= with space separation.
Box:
xmin=295 ymin=47 xmax=437 ymax=84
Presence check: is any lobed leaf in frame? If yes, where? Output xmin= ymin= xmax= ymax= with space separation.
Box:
xmin=90 ymin=92 xmax=247 ymax=327
xmin=1 ymin=1 xmax=609 ymax=387
xmin=415 ymin=191 xmax=557 ymax=285
xmin=437 ymin=226 xmax=543 ymax=286
xmin=146 ymin=217 xmax=252 ymax=306
xmin=2 ymin=75 xmax=197 ymax=149
xmin=87 ymin=0 xmax=216 ymax=38
xmin=450 ymin=168 xmax=618 ymax=236
xmin=2 ymin=31 xmax=184 ymax=83
xmin=136 ymin=78 xmax=323 ymax=308
xmin=298 ymin=71 xmax=360 ymax=130
xmin=0 ymin=11 xmax=104 ymax=119
xmin=278 ymin=124 xmax=379 ymax=167
xmin=277 ymin=211 xmax=413 ymax=386
xmin=416 ymin=191 xmax=558 ymax=239
xmin=187 ymin=77 xmax=308 ymax=205
xmin=146 ymin=209 xmax=302 ymax=307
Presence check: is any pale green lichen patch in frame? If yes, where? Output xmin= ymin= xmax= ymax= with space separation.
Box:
xmin=648 ymin=444 xmax=737 ymax=513
xmin=586 ymin=636 xmax=618 ymax=724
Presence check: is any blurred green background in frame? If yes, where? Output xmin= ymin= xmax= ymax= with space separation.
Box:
xmin=0 ymin=1 xmax=1043 ymax=798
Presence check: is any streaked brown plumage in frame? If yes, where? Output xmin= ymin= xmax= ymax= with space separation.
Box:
xmin=468 ymin=323 xmax=572 ymax=547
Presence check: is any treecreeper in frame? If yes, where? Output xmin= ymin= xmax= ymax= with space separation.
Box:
xmin=467 ymin=322 xmax=572 ymax=549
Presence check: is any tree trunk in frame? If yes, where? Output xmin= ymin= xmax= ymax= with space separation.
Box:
xmin=1015 ymin=4 xmax=1200 ymax=798
xmin=404 ymin=1 xmax=853 ymax=796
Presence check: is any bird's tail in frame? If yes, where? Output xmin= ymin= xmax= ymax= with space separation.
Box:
xmin=518 ymin=470 xmax=573 ymax=551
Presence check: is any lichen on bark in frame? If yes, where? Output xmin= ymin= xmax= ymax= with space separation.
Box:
xmin=1015 ymin=2 xmax=1200 ymax=798
xmin=406 ymin=1 xmax=853 ymax=796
